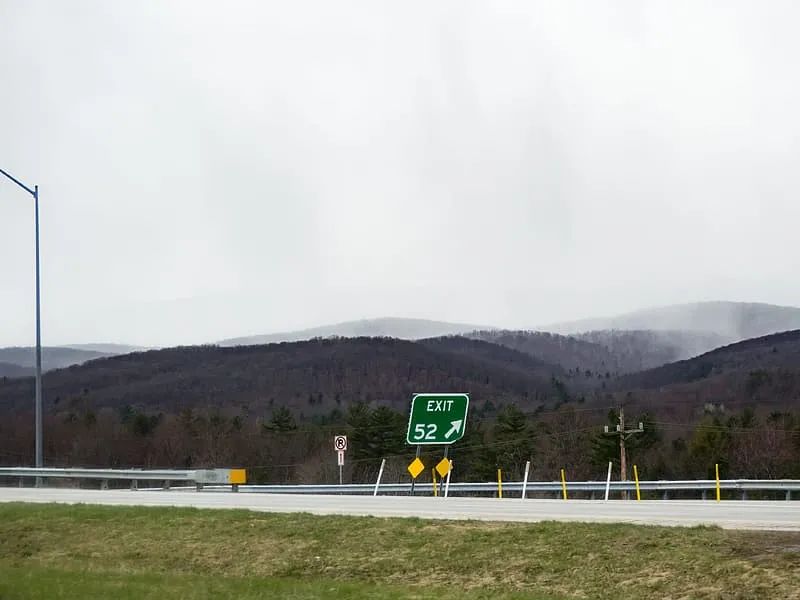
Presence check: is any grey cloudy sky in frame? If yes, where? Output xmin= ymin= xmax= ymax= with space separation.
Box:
xmin=2 ymin=1 xmax=799 ymax=346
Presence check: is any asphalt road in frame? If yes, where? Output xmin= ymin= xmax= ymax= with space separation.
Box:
xmin=1 ymin=487 xmax=798 ymax=530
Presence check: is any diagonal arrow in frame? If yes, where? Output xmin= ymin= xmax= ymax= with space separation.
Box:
xmin=444 ymin=419 xmax=463 ymax=439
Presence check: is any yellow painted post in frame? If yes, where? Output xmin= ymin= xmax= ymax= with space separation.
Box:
xmin=432 ymin=469 xmax=438 ymax=497
xmin=497 ymin=468 xmax=503 ymax=499
xmin=633 ymin=465 xmax=641 ymax=501
xmin=560 ymin=468 xmax=568 ymax=500
xmin=715 ymin=463 xmax=721 ymax=502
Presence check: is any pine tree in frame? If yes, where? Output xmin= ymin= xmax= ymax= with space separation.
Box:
xmin=493 ymin=405 xmax=535 ymax=480
xmin=266 ymin=406 xmax=297 ymax=432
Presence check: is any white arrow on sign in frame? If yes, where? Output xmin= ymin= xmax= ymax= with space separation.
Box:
xmin=444 ymin=419 xmax=463 ymax=440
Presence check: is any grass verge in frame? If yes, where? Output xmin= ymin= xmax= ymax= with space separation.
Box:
xmin=0 ymin=503 xmax=798 ymax=599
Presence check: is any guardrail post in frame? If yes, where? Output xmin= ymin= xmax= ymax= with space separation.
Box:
xmin=101 ymin=479 xmax=109 ymax=490
xmin=787 ymin=490 xmax=792 ymax=501
xmin=521 ymin=461 xmax=530 ymax=500
xmin=130 ymin=479 xmax=138 ymax=491
xmin=741 ymin=490 xmax=748 ymax=501
xmin=701 ymin=489 xmax=707 ymax=501
xmin=662 ymin=490 xmax=669 ymax=500
xmin=196 ymin=482 xmax=204 ymax=492
xmin=373 ymin=458 xmax=386 ymax=497
xmin=163 ymin=480 xmax=171 ymax=490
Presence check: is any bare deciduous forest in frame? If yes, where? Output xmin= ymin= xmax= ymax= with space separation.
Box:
xmin=2 ymin=332 xmax=799 ymax=484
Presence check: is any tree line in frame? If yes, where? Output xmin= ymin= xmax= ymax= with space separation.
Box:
xmin=2 ymin=400 xmax=798 ymax=487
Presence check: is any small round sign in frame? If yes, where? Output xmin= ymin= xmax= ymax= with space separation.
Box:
xmin=334 ymin=435 xmax=347 ymax=451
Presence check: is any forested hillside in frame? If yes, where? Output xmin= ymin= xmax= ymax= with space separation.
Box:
xmin=0 ymin=337 xmax=566 ymax=416
xmin=573 ymin=329 xmax=729 ymax=371
xmin=1 ymin=332 xmax=798 ymax=486
xmin=615 ymin=329 xmax=800 ymax=391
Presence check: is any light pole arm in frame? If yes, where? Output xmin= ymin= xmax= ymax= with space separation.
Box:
xmin=0 ymin=167 xmax=36 ymax=197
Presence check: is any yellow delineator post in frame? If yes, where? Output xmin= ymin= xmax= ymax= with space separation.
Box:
xmin=560 ymin=469 xmax=568 ymax=500
xmin=715 ymin=463 xmax=721 ymax=502
xmin=432 ymin=469 xmax=438 ymax=497
xmin=633 ymin=465 xmax=641 ymax=501
xmin=497 ymin=468 xmax=503 ymax=499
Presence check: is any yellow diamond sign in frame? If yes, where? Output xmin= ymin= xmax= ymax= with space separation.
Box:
xmin=435 ymin=458 xmax=451 ymax=478
xmin=407 ymin=457 xmax=425 ymax=479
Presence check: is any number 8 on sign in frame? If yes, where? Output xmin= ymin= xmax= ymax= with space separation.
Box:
xmin=334 ymin=435 xmax=347 ymax=451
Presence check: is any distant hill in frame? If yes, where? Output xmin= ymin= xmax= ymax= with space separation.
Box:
xmin=545 ymin=301 xmax=800 ymax=341
xmin=218 ymin=317 xmax=493 ymax=346
xmin=0 ymin=337 xmax=564 ymax=416
xmin=573 ymin=330 xmax=730 ymax=372
xmin=614 ymin=329 xmax=800 ymax=393
xmin=61 ymin=343 xmax=148 ymax=354
xmin=0 ymin=362 xmax=33 ymax=378
xmin=465 ymin=329 xmax=730 ymax=376
xmin=0 ymin=347 xmax=110 ymax=372
xmin=467 ymin=330 xmax=621 ymax=373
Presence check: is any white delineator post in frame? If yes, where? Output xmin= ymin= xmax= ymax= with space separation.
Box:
xmin=373 ymin=458 xmax=386 ymax=497
xmin=444 ymin=460 xmax=453 ymax=498
xmin=522 ymin=460 xmax=531 ymax=500
xmin=604 ymin=461 xmax=613 ymax=501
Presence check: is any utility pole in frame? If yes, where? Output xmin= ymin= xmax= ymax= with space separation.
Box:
xmin=604 ymin=406 xmax=643 ymax=499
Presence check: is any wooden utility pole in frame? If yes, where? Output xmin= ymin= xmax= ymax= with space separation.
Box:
xmin=604 ymin=406 xmax=644 ymax=499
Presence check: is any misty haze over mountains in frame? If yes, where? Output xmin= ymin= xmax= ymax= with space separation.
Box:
xmin=3 ymin=301 xmax=800 ymax=378
xmin=218 ymin=302 xmax=800 ymax=366
xmin=217 ymin=318 xmax=490 ymax=347
xmin=544 ymin=301 xmax=800 ymax=341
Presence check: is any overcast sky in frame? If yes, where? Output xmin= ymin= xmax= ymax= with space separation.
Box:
xmin=2 ymin=1 xmax=799 ymax=346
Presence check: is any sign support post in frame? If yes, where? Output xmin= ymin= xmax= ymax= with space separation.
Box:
xmin=410 ymin=445 xmax=421 ymax=496
xmin=334 ymin=435 xmax=347 ymax=486
xmin=405 ymin=393 xmax=469 ymax=498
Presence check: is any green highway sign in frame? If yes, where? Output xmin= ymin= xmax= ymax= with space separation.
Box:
xmin=406 ymin=393 xmax=469 ymax=445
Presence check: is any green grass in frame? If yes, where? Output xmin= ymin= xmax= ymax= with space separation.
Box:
xmin=0 ymin=503 xmax=798 ymax=599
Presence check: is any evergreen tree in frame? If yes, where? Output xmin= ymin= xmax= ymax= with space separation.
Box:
xmin=347 ymin=402 xmax=372 ymax=460
xmin=367 ymin=406 xmax=406 ymax=458
xmin=493 ymin=405 xmax=535 ymax=480
xmin=266 ymin=406 xmax=297 ymax=432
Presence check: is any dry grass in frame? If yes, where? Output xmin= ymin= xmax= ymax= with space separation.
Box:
xmin=0 ymin=503 xmax=799 ymax=599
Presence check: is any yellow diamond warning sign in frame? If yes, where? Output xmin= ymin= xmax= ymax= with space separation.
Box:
xmin=435 ymin=458 xmax=451 ymax=478
xmin=407 ymin=457 xmax=425 ymax=479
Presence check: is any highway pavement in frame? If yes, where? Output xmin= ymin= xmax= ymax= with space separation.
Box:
xmin=1 ymin=487 xmax=798 ymax=530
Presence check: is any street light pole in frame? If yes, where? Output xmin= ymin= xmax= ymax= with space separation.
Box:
xmin=0 ymin=167 xmax=43 ymax=468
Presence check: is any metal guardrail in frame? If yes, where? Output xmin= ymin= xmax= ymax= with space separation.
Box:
xmin=189 ymin=479 xmax=800 ymax=500
xmin=1 ymin=469 xmax=796 ymax=499
xmin=0 ymin=467 xmax=247 ymax=490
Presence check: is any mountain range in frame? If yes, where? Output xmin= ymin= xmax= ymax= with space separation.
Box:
xmin=217 ymin=317 xmax=489 ymax=346
xmin=3 ymin=301 xmax=800 ymax=383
